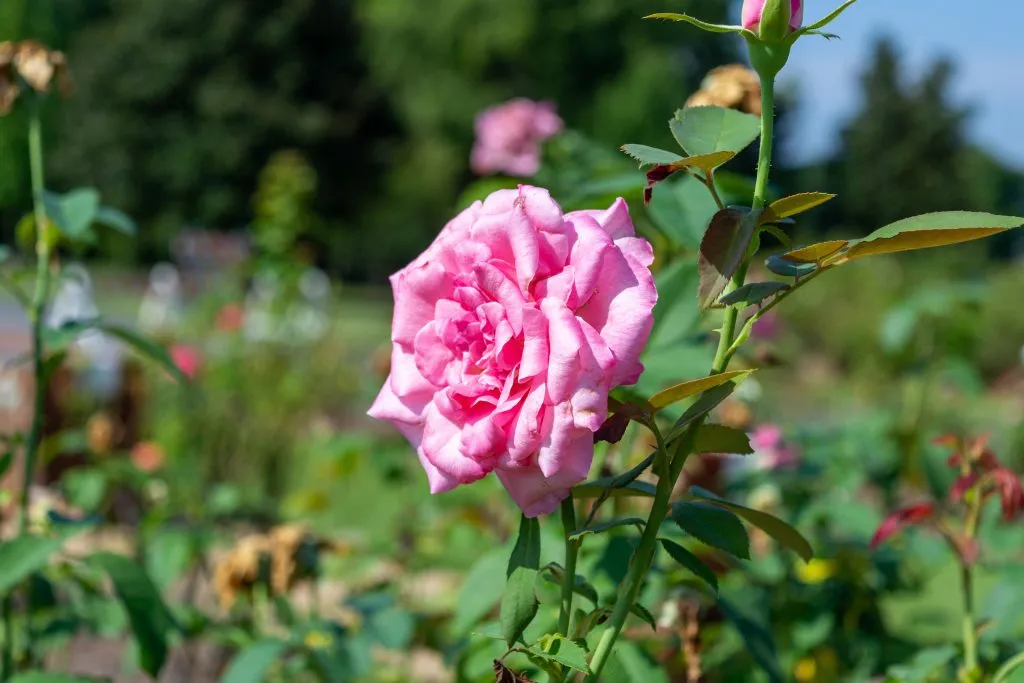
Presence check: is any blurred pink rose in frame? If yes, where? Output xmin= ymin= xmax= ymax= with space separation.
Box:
xmin=751 ymin=309 xmax=780 ymax=340
xmin=471 ymin=99 xmax=563 ymax=177
xmin=369 ymin=186 xmax=657 ymax=516
xmin=742 ymin=0 xmax=803 ymax=33
xmin=750 ymin=424 xmax=799 ymax=470
xmin=170 ymin=344 xmax=202 ymax=379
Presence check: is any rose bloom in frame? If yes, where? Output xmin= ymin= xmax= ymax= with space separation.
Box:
xmin=170 ymin=344 xmax=202 ymax=379
xmin=471 ymin=99 xmax=563 ymax=177
xmin=742 ymin=0 xmax=803 ymax=33
xmin=369 ymin=186 xmax=656 ymax=516
xmin=750 ymin=424 xmax=799 ymax=470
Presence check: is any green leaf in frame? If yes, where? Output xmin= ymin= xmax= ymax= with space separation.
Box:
xmin=629 ymin=603 xmax=657 ymax=630
xmin=693 ymin=425 xmax=753 ymax=455
xmin=569 ymin=518 xmax=645 ymax=541
xmin=573 ymin=452 xmax=656 ymax=503
xmin=671 ymin=501 xmax=750 ymax=559
xmin=9 ymin=674 xmax=97 ymax=683
xmin=94 ymin=205 xmax=137 ymax=236
xmin=43 ymin=188 xmax=100 ymax=239
xmin=648 ymin=370 xmax=752 ymax=410
xmin=659 ymin=539 xmax=718 ymax=592
xmin=718 ymin=282 xmax=789 ymax=307
xmin=765 ymin=254 xmax=816 ymax=277
xmin=782 ymin=240 xmax=848 ymax=264
xmin=665 ymin=382 xmax=740 ymax=443
xmin=647 ymin=174 xmax=719 ymax=249
xmin=764 ymin=192 xmax=836 ymax=220
xmin=0 ymin=535 xmax=64 ymax=594
xmin=718 ymin=598 xmax=784 ymax=683
xmin=220 ymin=639 xmax=289 ymax=683
xmin=453 ymin=550 xmax=506 ymax=634
xmin=884 ymin=645 xmax=958 ymax=682
xmin=89 ymin=552 xmax=178 ymax=678
xmin=528 ymin=635 xmax=589 ymax=672
xmin=541 ymin=564 xmax=599 ymax=604
xmin=500 ymin=567 xmax=539 ymax=646
xmin=43 ymin=319 xmax=186 ymax=383
xmin=572 ymin=478 xmax=656 ymax=500
xmin=844 ymin=211 xmax=1024 ymax=261
xmin=697 ymin=208 xmax=761 ymax=309
xmin=0 ymin=451 xmax=13 ymax=478
xmin=621 ymin=144 xmax=682 ymax=167
xmin=670 ymin=106 xmax=761 ymax=157
xmin=798 ymin=0 xmax=860 ymax=34
xmin=690 ymin=486 xmax=813 ymax=562
xmin=575 ymin=607 xmax=612 ymax=639
xmin=507 ymin=515 xmax=541 ymax=577
xmin=672 ymin=151 xmax=737 ymax=175
xmin=603 ymin=641 xmax=669 ymax=683
xmin=993 ymin=650 xmax=1024 ymax=683
xmin=644 ymin=13 xmax=746 ymax=34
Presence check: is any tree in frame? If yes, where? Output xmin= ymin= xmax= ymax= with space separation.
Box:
xmin=830 ymin=37 xmax=982 ymax=231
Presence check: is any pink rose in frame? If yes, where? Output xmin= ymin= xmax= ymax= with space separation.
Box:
xmin=750 ymin=424 xmax=799 ymax=470
xmin=170 ymin=344 xmax=202 ymax=379
xmin=742 ymin=0 xmax=803 ymax=34
xmin=368 ymin=186 xmax=657 ymax=517
xmin=471 ymin=99 xmax=564 ymax=177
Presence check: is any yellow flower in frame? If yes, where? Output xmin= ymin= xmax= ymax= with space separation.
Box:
xmin=796 ymin=558 xmax=836 ymax=584
xmin=794 ymin=657 xmax=817 ymax=682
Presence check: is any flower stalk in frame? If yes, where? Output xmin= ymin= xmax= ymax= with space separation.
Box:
xmin=584 ymin=70 xmax=778 ymax=681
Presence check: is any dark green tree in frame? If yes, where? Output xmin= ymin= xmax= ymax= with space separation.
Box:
xmin=831 ymin=37 xmax=983 ymax=230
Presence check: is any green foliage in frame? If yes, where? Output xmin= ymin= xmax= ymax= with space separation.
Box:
xmin=219 ymin=639 xmax=289 ymax=683
xmin=659 ymin=538 xmax=718 ymax=592
xmin=671 ymin=501 xmax=750 ymax=560
xmin=669 ymin=106 xmax=761 ymax=157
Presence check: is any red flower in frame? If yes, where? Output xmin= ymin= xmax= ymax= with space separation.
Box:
xmin=992 ymin=468 xmax=1024 ymax=522
xmin=870 ymin=502 xmax=935 ymax=549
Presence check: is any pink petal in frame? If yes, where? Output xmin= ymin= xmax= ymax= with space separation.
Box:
xmin=497 ymin=457 xmax=586 ymax=518
xmin=542 ymin=298 xmax=584 ymax=404
xmin=390 ymin=261 xmax=453 ymax=346
xmin=536 ymin=401 xmax=594 ymax=479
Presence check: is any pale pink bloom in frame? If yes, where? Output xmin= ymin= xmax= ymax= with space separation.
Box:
xmin=741 ymin=0 xmax=803 ymax=33
xmin=471 ymin=99 xmax=563 ymax=177
xmin=170 ymin=344 xmax=202 ymax=379
xmin=750 ymin=424 xmax=799 ymax=470
xmin=369 ymin=186 xmax=657 ymax=517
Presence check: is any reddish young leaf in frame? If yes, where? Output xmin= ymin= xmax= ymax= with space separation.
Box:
xmin=949 ymin=474 xmax=979 ymax=503
xmin=494 ymin=660 xmax=537 ymax=683
xmin=594 ymin=412 xmax=630 ymax=445
xmin=870 ymin=502 xmax=935 ymax=549
xmin=993 ymin=468 xmax=1024 ymax=522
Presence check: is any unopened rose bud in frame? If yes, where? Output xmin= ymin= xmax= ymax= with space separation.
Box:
xmin=742 ymin=0 xmax=803 ymax=38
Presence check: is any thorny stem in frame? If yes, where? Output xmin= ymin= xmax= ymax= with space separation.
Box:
xmin=3 ymin=103 xmax=53 ymax=677
xmin=558 ymin=497 xmax=579 ymax=638
xmin=584 ymin=74 xmax=777 ymax=682
xmin=959 ymin=490 xmax=983 ymax=680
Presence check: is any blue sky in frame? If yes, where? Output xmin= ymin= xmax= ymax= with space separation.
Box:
xmin=767 ymin=0 xmax=1024 ymax=167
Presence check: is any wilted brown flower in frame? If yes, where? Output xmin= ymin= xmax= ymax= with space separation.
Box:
xmin=0 ymin=40 xmax=71 ymax=116
xmin=86 ymin=413 xmax=117 ymax=454
xmin=212 ymin=534 xmax=272 ymax=609
xmin=213 ymin=525 xmax=340 ymax=609
xmin=685 ymin=64 xmax=762 ymax=117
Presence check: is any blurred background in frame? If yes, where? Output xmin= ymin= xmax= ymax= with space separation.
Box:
xmin=0 ymin=0 xmax=1023 ymax=681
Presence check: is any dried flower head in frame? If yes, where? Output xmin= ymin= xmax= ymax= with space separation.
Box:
xmin=685 ymin=65 xmax=762 ymax=117
xmin=212 ymin=534 xmax=272 ymax=609
xmin=0 ymin=40 xmax=71 ymax=116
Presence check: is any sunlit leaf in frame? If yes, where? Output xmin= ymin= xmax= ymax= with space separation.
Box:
xmin=798 ymin=0 xmax=860 ymax=34
xmin=573 ymin=453 xmax=656 ymax=500
xmin=665 ymin=383 xmax=740 ymax=443
xmin=94 ymin=205 xmax=136 ymax=236
xmin=644 ymin=13 xmax=746 ymax=34
xmin=527 ymin=636 xmax=589 ymax=672
xmin=621 ymin=144 xmax=682 ymax=167
xmin=690 ymin=486 xmax=813 ymax=561
xmin=782 ymin=240 xmax=848 ymax=264
xmin=670 ymin=106 xmax=761 ymax=157
xmin=842 ymin=211 xmax=1024 ymax=261
xmin=764 ymin=192 xmax=836 ymax=220
xmin=43 ymin=188 xmax=100 ymax=239
xmin=648 ymin=370 xmax=751 ymax=410
xmin=659 ymin=538 xmax=718 ymax=592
